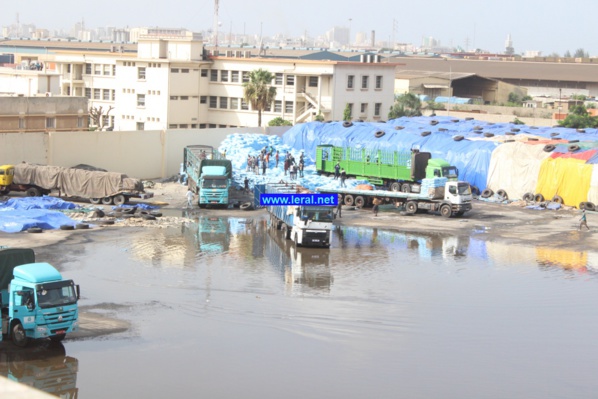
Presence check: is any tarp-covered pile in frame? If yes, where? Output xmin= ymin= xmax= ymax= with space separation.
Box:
xmin=14 ymin=163 xmax=145 ymax=199
xmin=0 ymin=197 xmax=78 ymax=233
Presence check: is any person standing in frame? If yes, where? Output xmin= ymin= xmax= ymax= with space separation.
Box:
xmin=244 ymin=177 xmax=250 ymax=193
xmin=579 ymin=209 xmax=590 ymax=231
xmin=275 ymin=151 xmax=280 ymax=168
xmin=372 ymin=197 xmax=381 ymax=217
xmin=334 ymin=162 xmax=341 ymax=180
xmin=340 ymin=168 xmax=347 ymax=188
xmin=186 ymin=188 xmax=194 ymax=208
xmin=262 ymin=158 xmax=267 ymax=175
xmin=299 ymin=158 xmax=304 ymax=178
xmin=336 ymin=194 xmax=343 ymax=218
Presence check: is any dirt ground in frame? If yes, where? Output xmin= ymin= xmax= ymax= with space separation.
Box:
xmin=0 ymin=181 xmax=594 ymax=251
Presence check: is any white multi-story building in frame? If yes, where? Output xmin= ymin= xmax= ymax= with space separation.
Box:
xmin=0 ymin=32 xmax=397 ymax=131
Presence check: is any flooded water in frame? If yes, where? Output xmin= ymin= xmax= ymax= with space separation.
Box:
xmin=8 ymin=214 xmax=598 ymax=398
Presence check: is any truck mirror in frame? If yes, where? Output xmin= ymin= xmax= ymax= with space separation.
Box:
xmin=76 ymin=285 xmax=81 ymax=300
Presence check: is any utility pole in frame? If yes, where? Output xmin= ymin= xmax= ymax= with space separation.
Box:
xmin=213 ymin=0 xmax=219 ymax=48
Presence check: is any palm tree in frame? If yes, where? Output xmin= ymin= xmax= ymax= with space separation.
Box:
xmin=243 ymin=69 xmax=277 ymax=127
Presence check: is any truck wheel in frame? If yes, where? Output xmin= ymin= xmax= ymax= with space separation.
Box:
xmin=281 ymin=224 xmax=291 ymax=240
xmin=440 ymin=204 xmax=452 ymax=218
xmin=113 ymin=194 xmax=126 ymax=206
xmin=354 ymin=196 xmax=365 ymax=208
xmin=390 ymin=182 xmax=400 ymax=192
xmin=101 ymin=196 xmax=114 ymax=205
xmin=0 ymin=187 xmax=9 ymax=195
xmin=343 ymin=195 xmax=354 ymax=206
xmin=12 ymin=322 xmax=29 ymax=347
xmin=90 ymin=198 xmax=101 ymax=204
xmin=401 ymin=183 xmax=410 ymax=193
xmin=405 ymin=201 xmax=417 ymax=214
xmin=26 ymin=187 xmax=41 ymax=197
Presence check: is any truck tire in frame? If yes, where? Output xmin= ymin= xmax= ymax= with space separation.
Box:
xmin=390 ymin=182 xmax=400 ymax=192
xmin=496 ymin=189 xmax=508 ymax=201
xmin=401 ymin=183 xmax=411 ymax=193
xmin=113 ymin=194 xmax=126 ymax=206
xmin=522 ymin=192 xmax=534 ymax=202
xmin=405 ymin=201 xmax=417 ymax=214
xmin=281 ymin=224 xmax=291 ymax=240
xmin=0 ymin=187 xmax=9 ymax=195
xmin=12 ymin=322 xmax=29 ymax=347
xmin=240 ymin=202 xmax=252 ymax=210
xmin=90 ymin=198 xmax=101 ymax=204
xmin=101 ymin=196 xmax=114 ymax=205
xmin=354 ymin=196 xmax=365 ymax=208
xmin=343 ymin=194 xmax=354 ymax=206
xmin=481 ymin=189 xmax=493 ymax=198
xmin=26 ymin=187 xmax=41 ymax=197
xmin=440 ymin=204 xmax=452 ymax=218
xmin=50 ymin=334 xmax=66 ymax=342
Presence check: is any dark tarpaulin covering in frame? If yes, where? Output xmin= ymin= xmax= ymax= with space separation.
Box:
xmin=0 ymin=248 xmax=35 ymax=291
xmin=14 ymin=163 xmax=145 ymax=199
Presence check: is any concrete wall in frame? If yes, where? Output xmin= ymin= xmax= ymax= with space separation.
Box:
xmin=0 ymin=126 xmax=290 ymax=179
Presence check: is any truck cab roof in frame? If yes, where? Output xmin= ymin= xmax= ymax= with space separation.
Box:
xmin=14 ymin=262 xmax=63 ymax=283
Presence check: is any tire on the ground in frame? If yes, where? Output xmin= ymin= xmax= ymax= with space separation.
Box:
xmin=470 ymin=186 xmax=480 ymax=196
xmin=75 ymin=223 xmax=90 ymax=230
xmin=141 ymin=214 xmax=156 ymax=221
xmin=522 ymin=192 xmax=535 ymax=202
xmin=552 ymin=195 xmax=564 ymax=205
xmin=149 ymin=210 xmax=162 ymax=217
xmin=60 ymin=225 xmax=75 ymax=230
xmin=496 ymin=189 xmax=508 ymax=200
xmin=27 ymin=227 xmax=42 ymax=233
xmin=579 ymin=202 xmax=588 ymax=210
xmin=585 ymin=202 xmax=596 ymax=211
xmin=240 ymin=202 xmax=253 ymax=210
xmin=430 ymin=120 xmax=439 ymax=126
xmin=534 ymin=193 xmax=545 ymax=202
xmin=484 ymin=132 xmax=494 ymax=138
xmin=568 ymin=144 xmax=581 ymax=152
xmin=453 ymin=135 xmax=464 ymax=141
xmin=543 ymin=144 xmax=556 ymax=152
xmin=421 ymin=131 xmax=431 ymax=137
xmin=481 ymin=189 xmax=493 ymax=198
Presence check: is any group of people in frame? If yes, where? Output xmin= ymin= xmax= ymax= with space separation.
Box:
xmin=333 ymin=162 xmax=347 ymax=187
xmin=283 ymin=152 xmax=305 ymax=180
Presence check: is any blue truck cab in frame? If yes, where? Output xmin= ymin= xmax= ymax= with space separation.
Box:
xmin=183 ymin=145 xmax=232 ymax=208
xmin=1 ymin=248 xmax=80 ymax=347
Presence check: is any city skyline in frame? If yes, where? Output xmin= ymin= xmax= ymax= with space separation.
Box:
xmin=2 ymin=0 xmax=597 ymax=56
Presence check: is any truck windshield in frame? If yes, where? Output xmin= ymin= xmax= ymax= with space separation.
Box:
xmin=300 ymin=208 xmax=334 ymax=222
xmin=202 ymin=179 xmax=227 ymax=189
xmin=37 ymin=281 xmax=77 ymax=309
xmin=442 ymin=166 xmax=459 ymax=179
xmin=457 ymin=183 xmax=472 ymax=195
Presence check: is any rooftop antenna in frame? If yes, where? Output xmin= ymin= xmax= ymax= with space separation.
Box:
xmin=213 ymin=0 xmax=219 ymax=48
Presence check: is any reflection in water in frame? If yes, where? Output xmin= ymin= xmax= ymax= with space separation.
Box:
xmin=265 ymin=225 xmax=333 ymax=292
xmin=0 ymin=341 xmax=78 ymax=398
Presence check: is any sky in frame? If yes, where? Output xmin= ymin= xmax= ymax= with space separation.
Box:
xmin=2 ymin=0 xmax=597 ymax=56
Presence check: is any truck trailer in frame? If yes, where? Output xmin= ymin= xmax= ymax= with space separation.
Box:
xmin=183 ymin=145 xmax=232 ymax=207
xmin=317 ymin=178 xmax=473 ymax=218
xmin=0 ymin=163 xmax=153 ymax=205
xmin=316 ymin=144 xmax=458 ymax=193
xmin=0 ymin=248 xmax=80 ymax=347
xmin=264 ymin=183 xmax=333 ymax=248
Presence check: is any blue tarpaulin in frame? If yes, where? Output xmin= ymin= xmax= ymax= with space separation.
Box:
xmin=0 ymin=197 xmax=78 ymax=233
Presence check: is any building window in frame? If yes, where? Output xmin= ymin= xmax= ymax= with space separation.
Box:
xmin=179 ymin=124 xmax=188 ymax=128
xmin=274 ymin=100 xmax=282 ymax=112
xmin=360 ymin=103 xmax=368 ymax=115
xmin=137 ymin=122 xmax=145 ymax=131
xmin=138 ymin=67 xmax=146 ymax=79
xmin=210 ymin=70 xmax=218 ymax=82
xmin=230 ymin=98 xmax=239 ymax=109
xmin=181 ymin=68 xmax=189 ymax=73
xmin=170 ymin=96 xmax=178 ymax=100
xmin=275 ymin=73 xmax=283 ymax=85
xmin=361 ymin=75 xmax=369 ymax=89
xmin=286 ymin=75 xmax=295 ymax=86
xmin=231 ymin=71 xmax=239 ymax=82
xmin=309 ymin=76 xmax=318 ymax=87
xmin=103 ymin=89 xmax=110 ymax=101
xmin=67 ymin=64 xmax=71 ymax=73
xmin=208 ymin=124 xmax=217 ymax=128
xmin=103 ymin=65 xmax=111 ymax=76
xmin=201 ymin=69 xmax=208 ymax=77
xmin=242 ymin=71 xmax=249 ymax=83
xmin=200 ymin=96 xmax=207 ymax=104
xmin=219 ymin=97 xmax=228 ymax=109
xmin=171 ymin=68 xmax=179 ymax=73
xmin=85 ymin=88 xmax=91 ymax=99
xmin=93 ymin=89 xmax=100 ymax=100
xmin=180 ymin=96 xmax=189 ymax=100
xmin=191 ymin=124 xmax=198 ymax=128
xmin=200 ymin=124 xmax=207 ymax=129
xmin=241 ymin=99 xmax=248 ymax=110
xmin=85 ymin=63 xmax=92 ymax=74
xmin=46 ymin=117 xmax=56 ymax=129
xmin=285 ymin=101 xmax=293 ymax=113
xmin=374 ymin=103 xmax=382 ymax=116
xmin=112 ymin=90 xmax=116 ymax=101
xmin=375 ymin=75 xmax=383 ymax=89
xmin=94 ymin=64 xmax=101 ymax=75
xmin=347 ymin=75 xmax=354 ymax=89
xmin=137 ymin=94 xmax=145 ymax=107
xmin=169 ymin=124 xmax=177 ymax=129
xmin=221 ymin=70 xmax=229 ymax=82
xmin=209 ymin=96 xmax=217 ymax=108
xmin=112 ymin=65 xmax=116 ymax=76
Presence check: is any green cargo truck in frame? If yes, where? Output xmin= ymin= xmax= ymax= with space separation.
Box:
xmin=316 ymin=144 xmax=458 ymax=192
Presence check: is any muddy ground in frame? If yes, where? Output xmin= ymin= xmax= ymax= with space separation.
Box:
xmin=0 ymin=181 xmax=593 ymax=252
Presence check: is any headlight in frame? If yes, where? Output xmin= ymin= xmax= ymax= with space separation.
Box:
xmin=36 ymin=326 xmax=48 ymax=335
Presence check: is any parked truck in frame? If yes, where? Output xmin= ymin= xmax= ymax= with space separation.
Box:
xmin=264 ymin=183 xmax=333 ymax=247
xmin=1 ymin=248 xmax=80 ymax=347
xmin=316 ymin=144 xmax=459 ymax=193
xmin=0 ymin=163 xmax=153 ymax=205
xmin=183 ymin=145 xmax=232 ymax=207
xmin=317 ymin=178 xmax=473 ymax=218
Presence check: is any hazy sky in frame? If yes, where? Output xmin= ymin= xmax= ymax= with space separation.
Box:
xmin=2 ymin=0 xmax=596 ymax=55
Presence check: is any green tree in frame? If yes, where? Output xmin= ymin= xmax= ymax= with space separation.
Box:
xmin=558 ymin=104 xmax=598 ymax=128
xmin=564 ymin=50 xmax=572 ymax=58
xmin=268 ymin=117 xmax=292 ymax=126
xmin=507 ymin=92 xmax=521 ymax=106
xmin=574 ymin=48 xmax=589 ymax=58
xmin=343 ymin=103 xmax=352 ymax=121
xmin=314 ymin=111 xmax=325 ymax=122
xmin=388 ymin=93 xmax=422 ymax=119
xmin=243 ymin=69 xmax=277 ymax=127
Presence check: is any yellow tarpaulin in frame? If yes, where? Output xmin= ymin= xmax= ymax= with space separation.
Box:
xmin=535 ymin=157 xmax=592 ymax=208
